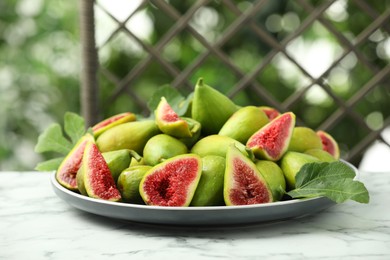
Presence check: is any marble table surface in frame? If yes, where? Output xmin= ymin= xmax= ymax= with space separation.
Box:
xmin=1 ymin=170 xmax=389 ymax=260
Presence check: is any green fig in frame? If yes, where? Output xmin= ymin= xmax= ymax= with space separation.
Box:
xmin=288 ymin=127 xmax=323 ymax=153
xmin=255 ymin=160 xmax=286 ymax=201
xmin=219 ymin=106 xmax=269 ymax=144
xmin=102 ymin=149 xmax=138 ymax=182
xmin=280 ymin=151 xmax=320 ymax=190
xmin=191 ymin=135 xmax=249 ymax=158
xmin=224 ymin=145 xmax=273 ymax=206
xmin=190 ymin=155 xmax=226 ymax=206
xmin=92 ymin=112 xmax=136 ymax=138
xmin=96 ymin=120 xmax=160 ymax=154
xmin=143 ymin=134 xmax=188 ymax=166
xmin=247 ymin=112 xmax=296 ymax=161
xmin=304 ymin=148 xmax=337 ymax=162
xmin=139 ymin=154 xmax=202 ymax=206
xmin=191 ymin=78 xmax=238 ymax=134
xmin=117 ymin=165 xmax=152 ymax=204
xmin=56 ymin=134 xmax=94 ymax=191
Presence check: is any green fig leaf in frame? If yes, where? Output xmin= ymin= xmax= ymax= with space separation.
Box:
xmin=147 ymin=85 xmax=190 ymax=116
xmin=64 ymin=112 xmax=86 ymax=144
xmin=34 ymin=157 xmax=64 ymax=171
xmin=34 ymin=124 xmax=73 ymax=155
xmin=287 ymin=161 xmax=369 ymax=204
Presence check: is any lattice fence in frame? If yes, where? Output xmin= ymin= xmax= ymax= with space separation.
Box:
xmin=78 ymin=0 xmax=390 ymax=165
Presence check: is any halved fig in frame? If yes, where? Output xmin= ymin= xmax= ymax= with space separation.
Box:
xmin=317 ymin=130 xmax=340 ymax=159
xmin=92 ymin=112 xmax=136 ymax=137
xmin=224 ymin=145 xmax=273 ymax=206
xmin=56 ymin=134 xmax=94 ymax=191
xmin=139 ymin=154 xmax=202 ymax=207
xmin=155 ymin=97 xmax=192 ymax=138
xmin=246 ymin=112 xmax=296 ymax=161
xmin=82 ymin=141 xmax=121 ymax=201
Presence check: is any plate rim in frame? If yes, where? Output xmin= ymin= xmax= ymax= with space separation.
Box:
xmin=50 ymin=159 xmax=357 ymax=226
xmin=50 ymin=171 xmax=328 ymax=211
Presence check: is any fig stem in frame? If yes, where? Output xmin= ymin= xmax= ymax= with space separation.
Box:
xmin=127 ymin=149 xmax=142 ymax=162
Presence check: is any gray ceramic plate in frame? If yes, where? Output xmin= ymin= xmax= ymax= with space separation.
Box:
xmin=51 ymin=160 xmax=357 ymax=226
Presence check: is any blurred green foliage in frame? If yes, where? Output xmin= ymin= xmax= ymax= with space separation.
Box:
xmin=0 ymin=0 xmax=389 ymax=170
xmin=0 ymin=0 xmax=80 ymax=170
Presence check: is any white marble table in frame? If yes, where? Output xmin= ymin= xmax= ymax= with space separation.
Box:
xmin=1 ymin=171 xmax=389 ymax=260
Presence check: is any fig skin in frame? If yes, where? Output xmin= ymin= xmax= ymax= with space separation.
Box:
xmin=280 ymin=151 xmax=320 ymax=190
xmin=96 ymin=120 xmax=160 ymax=154
xmin=178 ymin=117 xmax=202 ymax=149
xmin=304 ymin=148 xmax=337 ymax=162
xmin=117 ymin=165 xmax=152 ymax=204
xmin=191 ymin=135 xmax=248 ymax=158
xmin=255 ymin=160 xmax=286 ymax=201
xmin=76 ymin=164 xmax=87 ymax=195
xmin=191 ymin=78 xmax=238 ymax=135
xmin=143 ymin=134 xmax=188 ymax=166
xmin=102 ymin=149 xmax=132 ymax=183
xmin=224 ymin=145 xmax=273 ymax=206
xmin=288 ymin=127 xmax=323 ymax=153
xmin=190 ymin=155 xmax=226 ymax=206
xmin=129 ymin=157 xmax=145 ymax=167
xmin=219 ymin=106 xmax=269 ymax=144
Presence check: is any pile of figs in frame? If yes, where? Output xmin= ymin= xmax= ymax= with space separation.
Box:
xmin=56 ymin=78 xmax=340 ymax=207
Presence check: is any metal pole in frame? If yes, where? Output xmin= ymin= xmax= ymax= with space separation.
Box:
xmin=79 ymin=0 xmax=99 ymax=126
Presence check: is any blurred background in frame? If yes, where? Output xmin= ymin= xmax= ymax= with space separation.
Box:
xmin=1 ymin=0 xmax=389 ymax=171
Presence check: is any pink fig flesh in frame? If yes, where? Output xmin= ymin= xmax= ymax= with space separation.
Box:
xmin=56 ymin=135 xmax=93 ymax=191
xmin=155 ymin=97 xmax=192 ymax=138
xmin=246 ymin=112 xmax=295 ymax=161
xmin=229 ymin=158 xmax=272 ymax=205
xmin=224 ymin=145 xmax=273 ymax=206
xmin=140 ymin=154 xmax=202 ymax=206
xmin=83 ymin=142 xmax=121 ymax=201
xmin=259 ymin=106 xmax=280 ymax=121
xmin=317 ymin=130 xmax=340 ymax=159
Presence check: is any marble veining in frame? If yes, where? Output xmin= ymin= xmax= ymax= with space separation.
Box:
xmin=1 ymin=171 xmax=389 ymax=260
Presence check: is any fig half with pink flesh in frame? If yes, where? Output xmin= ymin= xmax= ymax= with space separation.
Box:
xmin=92 ymin=112 xmax=136 ymax=138
xmin=224 ymin=145 xmax=273 ymax=206
xmin=317 ymin=130 xmax=340 ymax=159
xmin=139 ymin=154 xmax=202 ymax=207
xmin=56 ymin=134 xmax=94 ymax=191
xmin=82 ymin=141 xmax=121 ymax=201
xmin=246 ymin=112 xmax=296 ymax=161
xmin=155 ymin=97 xmax=193 ymax=138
